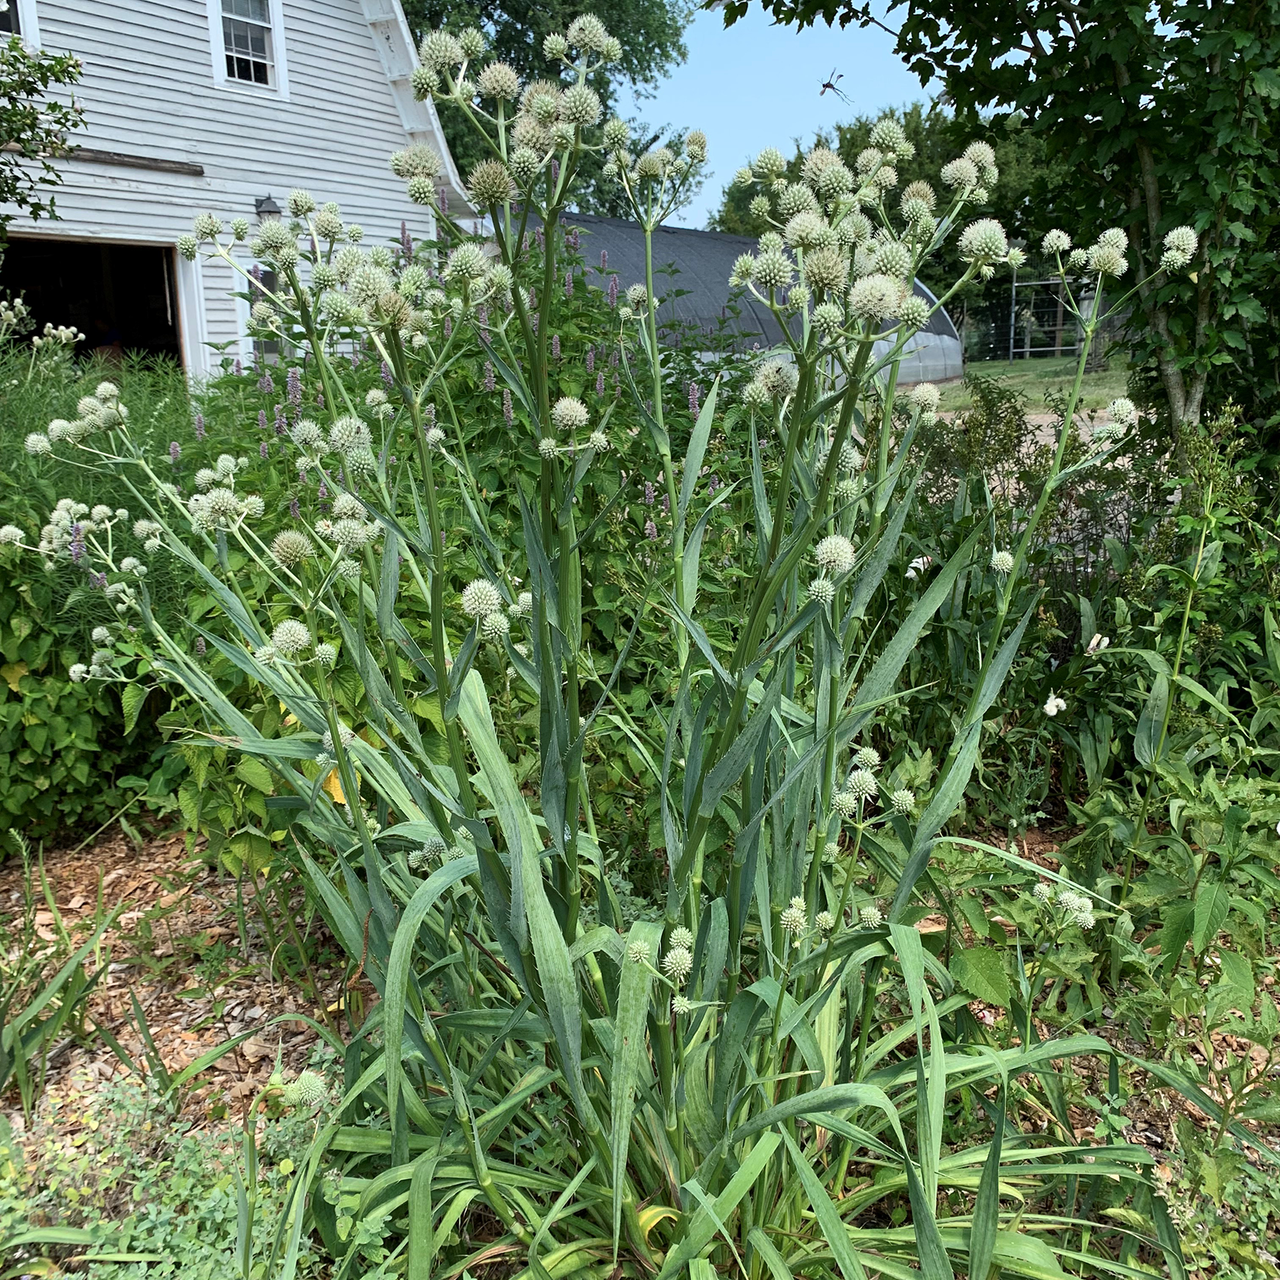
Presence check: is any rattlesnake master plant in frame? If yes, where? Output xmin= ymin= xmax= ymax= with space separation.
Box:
xmin=18 ymin=15 xmax=1199 ymax=1278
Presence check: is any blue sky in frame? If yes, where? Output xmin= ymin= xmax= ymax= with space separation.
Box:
xmin=616 ymin=6 xmax=929 ymax=229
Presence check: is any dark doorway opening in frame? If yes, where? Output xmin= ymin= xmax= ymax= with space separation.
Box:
xmin=0 ymin=238 xmax=182 ymax=363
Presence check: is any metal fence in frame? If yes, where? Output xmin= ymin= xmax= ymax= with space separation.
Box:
xmin=959 ymin=275 xmax=1123 ymax=366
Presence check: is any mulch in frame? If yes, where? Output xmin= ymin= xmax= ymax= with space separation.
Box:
xmin=0 ymin=823 xmax=352 ymax=1133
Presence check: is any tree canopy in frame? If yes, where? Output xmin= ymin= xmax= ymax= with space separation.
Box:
xmin=403 ymin=0 xmax=695 ymax=214
xmin=722 ymin=0 xmax=1280 ymax=427
xmin=0 ymin=35 xmax=82 ymax=240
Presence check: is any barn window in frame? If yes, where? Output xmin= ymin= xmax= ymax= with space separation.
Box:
xmin=222 ymin=0 xmax=274 ymax=86
xmin=0 ymin=2 xmax=20 ymax=35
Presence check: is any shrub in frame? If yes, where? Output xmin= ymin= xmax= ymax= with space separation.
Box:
xmin=14 ymin=20 xmax=1208 ymax=1276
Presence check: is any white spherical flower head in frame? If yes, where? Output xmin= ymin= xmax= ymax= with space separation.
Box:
xmin=661 ymin=945 xmax=693 ymax=984
xmin=958 ymin=219 xmax=1009 ymax=264
xmin=560 ymin=83 xmax=602 ymax=127
xmin=859 ymin=904 xmax=884 ymax=929
xmin=551 ymin=396 xmax=589 ymax=432
xmin=941 ymin=157 xmax=979 ymax=189
xmin=890 ymin=788 xmax=915 ymax=816
xmin=753 ymin=250 xmax=794 ymax=292
xmin=908 ymin=382 xmax=941 ymax=414
xmin=853 ymin=745 xmax=881 ymax=771
xmin=1044 ymin=692 xmax=1067 ymax=717
xmin=668 ymin=925 xmax=694 ymax=952
xmin=815 ymin=909 xmax=836 ymax=934
xmin=444 ymin=242 xmax=487 ymax=283
xmin=25 ymin=432 xmax=52 ymax=456
xmin=671 ymin=994 xmax=693 ymax=1016
xmin=0 ymin=524 xmax=25 ymax=545
xmin=823 ymin=841 xmax=840 ymax=860
xmin=627 ymin=940 xmax=650 ymax=965
xmin=272 ymin=619 xmax=312 ymax=656
xmin=516 ymin=590 xmax=533 ymax=616
xmin=461 ymin=578 xmax=503 ymax=619
xmin=990 ymin=549 xmax=1014 ymax=574
xmin=538 ymin=437 xmax=559 ymax=459
xmin=477 ymin=60 xmax=520 ymax=100
xmin=781 ymin=895 xmax=808 ymax=936
xmin=468 ymin=159 xmax=515 ymax=207
xmin=815 ymin=534 xmax=856 ymax=576
xmin=846 ymin=768 xmax=877 ymax=802
xmin=753 ymin=146 xmax=787 ymax=179
xmin=481 ymin=611 xmax=511 ymax=641
xmin=1042 ymin=229 xmax=1071 ymax=255
xmin=271 ymin=530 xmax=312 ymax=568
xmin=1086 ymin=240 xmax=1128 ymax=277
xmin=1106 ymin=397 xmax=1139 ymax=428
xmin=808 ymin=576 xmax=836 ymax=606
xmin=314 ymin=642 xmax=338 ymax=669
xmin=832 ymin=790 xmax=859 ymax=819
xmin=1032 ymin=881 xmax=1054 ymax=903
xmin=849 ymin=274 xmax=905 ymax=322
xmin=193 ymin=211 xmax=222 ymax=241
xmin=542 ymin=31 xmax=570 ymax=59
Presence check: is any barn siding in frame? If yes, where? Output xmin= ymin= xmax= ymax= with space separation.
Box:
xmin=5 ymin=0 xmax=459 ymax=374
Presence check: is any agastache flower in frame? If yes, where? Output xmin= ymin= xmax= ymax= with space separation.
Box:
xmin=274 ymin=405 xmax=287 ymax=436
xmin=564 ymin=270 xmax=574 ymax=299
xmin=258 ymin=373 xmax=275 ymax=394
xmin=260 ymin=442 xmax=269 ymax=458
xmin=503 ymin=388 xmax=513 ymax=425
xmin=551 ymin=334 xmax=560 ymax=360
xmin=286 ymin=366 xmax=302 ymax=410
xmin=688 ymin=381 xmax=700 ymax=416
xmin=169 ymin=441 xmax=181 ymax=462
xmin=258 ymin=410 xmax=268 ymax=431
xmin=484 ymin=361 xmax=496 ymax=393
xmin=194 ymin=413 xmax=206 ymax=440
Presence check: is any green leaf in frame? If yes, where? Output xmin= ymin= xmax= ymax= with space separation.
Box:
xmin=1192 ymin=881 xmax=1229 ymax=954
xmin=779 ymin=1129 xmax=869 ymax=1280
xmin=610 ymin=920 xmax=663 ymax=1249
xmin=121 ymin=683 xmax=149 ymax=734
xmin=950 ymin=947 xmax=1012 ymax=1009
xmin=1134 ymin=674 xmax=1169 ymax=768
xmin=234 ymin=755 xmax=275 ymax=794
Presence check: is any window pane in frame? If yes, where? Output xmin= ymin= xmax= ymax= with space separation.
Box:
xmin=222 ymin=15 xmax=272 ymax=83
xmin=222 ymin=0 xmax=269 ymax=23
xmin=0 ymin=2 xmax=21 ymax=34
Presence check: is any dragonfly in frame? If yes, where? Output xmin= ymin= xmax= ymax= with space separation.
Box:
xmin=820 ymin=68 xmax=851 ymax=104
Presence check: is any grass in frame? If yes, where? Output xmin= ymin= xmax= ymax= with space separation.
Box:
xmin=939 ymin=355 xmax=1131 ymax=414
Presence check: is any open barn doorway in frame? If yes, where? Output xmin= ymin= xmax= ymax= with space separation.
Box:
xmin=0 ymin=238 xmax=182 ymax=363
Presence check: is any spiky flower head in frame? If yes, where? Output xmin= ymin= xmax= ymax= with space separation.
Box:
xmin=193 ymin=211 xmax=222 ymax=240
xmin=802 ymin=247 xmax=848 ymax=293
xmin=314 ymin=642 xmax=338 ymax=668
xmin=567 ymin=13 xmax=611 ymax=52
xmin=815 ymin=910 xmax=836 ymax=934
xmin=781 ymin=896 xmax=808 ymax=935
xmin=757 ymin=358 xmax=799 ymax=399
xmin=941 ymin=157 xmax=979 ymax=189
xmin=815 ymin=534 xmax=856 ymax=576
xmin=476 ymin=60 xmax=520 ymax=100
xmin=271 ymin=530 xmax=312 ymax=568
xmin=990 ymin=549 xmax=1014 ymax=574
xmin=854 ymin=745 xmax=881 ymax=771
xmin=662 ymin=945 xmax=693 ymax=983
xmin=420 ymin=30 xmax=463 ymax=69
xmin=1107 ymin=397 xmax=1139 ymax=428
xmin=848 ymin=274 xmax=905 ymax=322
xmin=468 ymin=160 xmax=514 ymax=207
xmin=812 ymin=301 xmax=844 ymax=339
xmin=560 ymin=82 xmax=602 ymax=126
xmin=1086 ymin=239 xmax=1127 ymax=277
xmin=859 ymin=904 xmax=884 ymax=928
xmin=272 ymin=619 xmax=311 ymax=656
xmin=282 ymin=1070 xmax=328 ymax=1107
xmin=461 ymin=578 xmax=503 ymax=618
xmin=1070 ymin=908 xmax=1096 ymax=930
xmin=846 ymin=768 xmax=877 ymax=801
xmin=684 ymin=129 xmax=707 ymax=163
xmin=832 ymin=790 xmax=859 ymax=818
xmin=669 ymin=925 xmax=694 ymax=951
xmin=671 ymin=994 xmax=693 ymax=1016
xmin=890 ymin=788 xmax=916 ymax=816
xmin=445 ymin=242 xmax=488 ymax=283
xmin=551 ymin=396 xmax=589 ymax=431
xmin=1042 ymin=229 xmax=1071 ymax=255
xmin=753 ymin=146 xmax=787 ymax=178
xmin=958 ymin=219 xmax=1009 ymax=264
xmin=753 ymin=250 xmax=794 ymax=292
xmin=1032 ymin=881 xmax=1054 ymax=902
xmin=909 ymin=382 xmax=941 ymax=413
xmin=898 ymin=294 xmax=930 ymax=330
xmin=481 ymin=610 xmax=511 ymax=641
xmin=808 ymin=576 xmax=835 ymax=606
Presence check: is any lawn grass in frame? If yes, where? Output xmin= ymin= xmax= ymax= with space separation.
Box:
xmin=939 ymin=355 xmax=1130 ymax=414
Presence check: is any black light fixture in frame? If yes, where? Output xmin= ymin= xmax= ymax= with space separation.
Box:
xmin=254 ymin=194 xmax=282 ymax=220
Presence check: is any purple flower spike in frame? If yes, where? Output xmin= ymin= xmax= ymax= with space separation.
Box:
xmin=195 ymin=636 xmax=206 ymax=656
xmin=381 ymin=360 xmax=394 ymax=389
xmin=484 ymin=360 xmax=496 ymax=393
xmin=286 ymin=366 xmax=302 ymax=410
xmin=195 ymin=412 xmax=206 ymax=440
xmin=169 ymin=441 xmax=181 ymax=462
xmin=688 ymin=381 xmax=700 ymax=417
xmin=607 ymin=276 xmax=618 ymax=308
xmin=290 ymin=498 xmax=300 ymax=518
xmin=564 ymin=270 xmax=573 ymax=300
xmin=233 ymin=358 xmax=243 ymax=377
xmin=503 ymin=388 xmax=513 ymax=426
xmin=274 ymin=405 xmax=287 ymax=436
xmin=600 ymin=249 xmax=608 ymax=272
xmin=586 ymin=348 xmax=595 ymax=373
xmin=258 ymin=410 xmax=268 ymax=431
xmin=551 ymin=334 xmax=560 ymax=360
xmin=644 ymin=481 xmax=655 ymax=506
xmin=596 ymin=371 xmax=605 ymax=397
xmin=258 ymin=373 xmax=274 ymax=394
xmin=260 ymin=441 xmax=269 ymax=458
xmin=645 ymin=519 xmax=658 ymax=542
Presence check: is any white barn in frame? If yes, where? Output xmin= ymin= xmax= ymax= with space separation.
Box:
xmin=0 ymin=0 xmax=467 ymax=374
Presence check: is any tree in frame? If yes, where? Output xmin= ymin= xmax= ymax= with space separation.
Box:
xmin=0 ymin=35 xmax=83 ymax=240
xmin=723 ymin=0 xmax=1280 ymax=427
xmin=403 ymin=0 xmax=694 ymax=214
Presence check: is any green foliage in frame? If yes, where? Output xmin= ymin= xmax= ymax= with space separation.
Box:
xmin=0 ymin=1078 xmax=331 ymax=1279
xmin=725 ymin=0 xmax=1280 ymax=429
xmin=0 ymin=34 xmax=83 ymax=235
